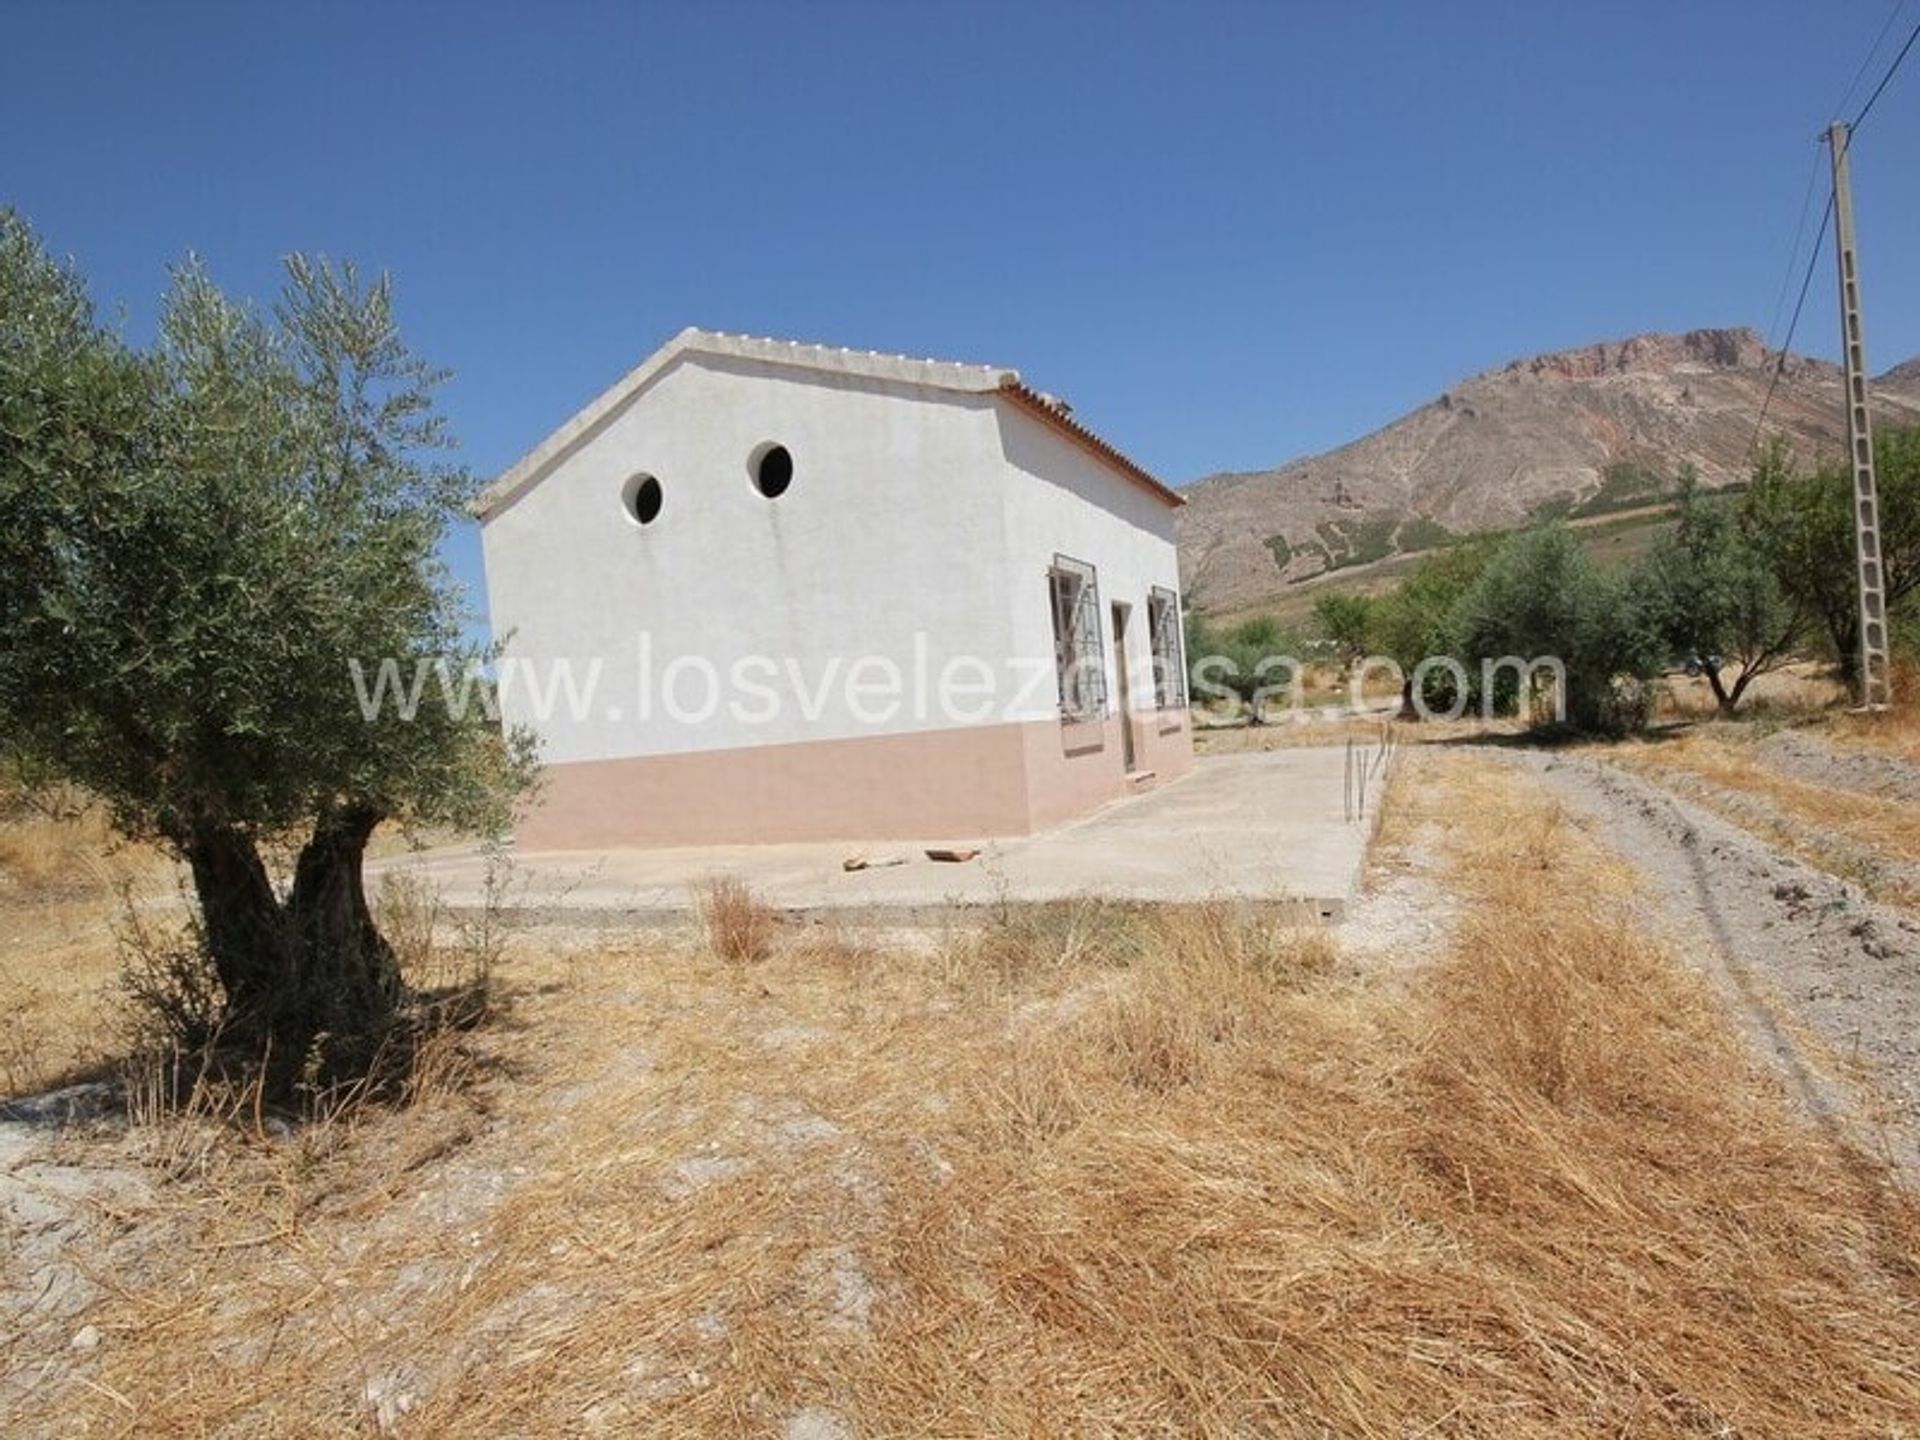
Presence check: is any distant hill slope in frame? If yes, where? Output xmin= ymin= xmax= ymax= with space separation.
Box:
xmin=1178 ymin=327 xmax=1920 ymax=613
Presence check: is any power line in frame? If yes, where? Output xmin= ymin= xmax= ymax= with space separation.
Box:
xmin=1833 ymin=0 xmax=1910 ymax=119
xmin=1750 ymin=187 xmax=1834 ymax=453
xmin=1852 ymin=13 xmax=1920 ymax=129
xmin=1749 ymin=5 xmax=1918 ymax=453
xmin=1762 ymin=148 xmax=1824 ymax=356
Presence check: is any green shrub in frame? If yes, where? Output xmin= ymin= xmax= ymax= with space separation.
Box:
xmin=1453 ymin=526 xmax=1663 ymax=734
xmin=1395 ymin=515 xmax=1456 ymax=553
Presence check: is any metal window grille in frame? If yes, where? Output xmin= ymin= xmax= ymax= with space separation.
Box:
xmin=1048 ymin=555 xmax=1107 ymax=720
xmin=1148 ymin=586 xmax=1186 ymax=709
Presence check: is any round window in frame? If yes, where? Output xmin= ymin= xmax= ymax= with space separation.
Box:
xmin=750 ymin=443 xmax=793 ymax=499
xmin=622 ymin=473 xmax=662 ymax=526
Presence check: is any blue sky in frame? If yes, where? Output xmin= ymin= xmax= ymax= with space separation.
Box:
xmin=6 ymin=1 xmax=1918 ymax=636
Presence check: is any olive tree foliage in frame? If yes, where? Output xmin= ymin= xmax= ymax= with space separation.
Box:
xmin=1369 ymin=540 xmax=1494 ymax=717
xmin=1184 ymin=612 xmax=1304 ymax=722
xmin=1309 ymin=591 xmax=1376 ymax=669
xmin=0 ymin=212 xmax=535 ymax=1082
xmin=1452 ymin=524 xmax=1664 ymax=734
xmin=1743 ymin=428 xmax=1920 ymax=698
xmin=1639 ymin=467 xmax=1804 ymax=714
xmin=1897 ymin=595 xmax=1920 ymax=668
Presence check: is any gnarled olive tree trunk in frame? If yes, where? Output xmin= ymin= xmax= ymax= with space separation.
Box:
xmin=166 ymin=806 xmax=400 ymax=1086
xmin=174 ymin=817 xmax=291 ymax=1017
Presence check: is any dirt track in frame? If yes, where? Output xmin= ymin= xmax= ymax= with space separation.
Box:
xmin=1504 ymin=749 xmax=1920 ymax=1177
xmin=1755 ymin=728 xmax=1920 ymax=806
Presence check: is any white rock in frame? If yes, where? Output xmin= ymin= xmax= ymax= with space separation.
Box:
xmin=787 ymin=1407 xmax=851 ymax=1440
xmin=363 ymin=1371 xmax=421 ymax=1433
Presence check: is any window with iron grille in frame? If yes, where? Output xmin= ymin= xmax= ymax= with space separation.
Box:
xmin=1048 ymin=556 xmax=1107 ymax=721
xmin=1148 ymin=586 xmax=1186 ymax=709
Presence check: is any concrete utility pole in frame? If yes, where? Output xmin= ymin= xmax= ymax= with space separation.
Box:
xmin=1826 ymin=121 xmax=1893 ymax=709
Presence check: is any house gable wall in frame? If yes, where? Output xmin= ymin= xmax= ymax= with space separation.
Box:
xmin=481 ymin=356 xmax=1018 ymax=766
xmin=480 ymin=351 xmax=1191 ymax=846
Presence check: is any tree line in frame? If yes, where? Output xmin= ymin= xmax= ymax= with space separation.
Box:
xmin=1190 ymin=427 xmax=1920 ymax=731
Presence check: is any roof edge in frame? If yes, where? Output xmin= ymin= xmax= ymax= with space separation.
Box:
xmin=996 ymin=381 xmax=1183 ymax=509
xmin=471 ymin=328 xmax=1180 ymax=519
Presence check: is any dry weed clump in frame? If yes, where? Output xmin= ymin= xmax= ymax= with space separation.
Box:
xmin=951 ymin=896 xmax=1152 ymax=986
xmin=1076 ymin=904 xmax=1336 ymax=1095
xmin=694 ymin=874 xmax=778 ymax=963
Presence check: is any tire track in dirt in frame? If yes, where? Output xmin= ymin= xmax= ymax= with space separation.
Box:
xmin=1500 ymin=750 xmax=1920 ymax=1179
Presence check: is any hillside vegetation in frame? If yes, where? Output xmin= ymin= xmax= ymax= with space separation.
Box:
xmin=1194 ymin=423 xmax=1920 ymax=725
xmin=1181 ymin=327 xmax=1920 ymax=614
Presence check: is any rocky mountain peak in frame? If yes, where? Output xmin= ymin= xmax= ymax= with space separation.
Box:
xmin=1495 ymin=327 xmax=1769 ymax=385
xmin=1177 ymin=327 xmax=1920 ymax=614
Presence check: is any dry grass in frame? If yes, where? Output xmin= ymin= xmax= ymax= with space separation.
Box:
xmin=694 ymin=874 xmax=779 ymax=964
xmin=0 ymin=800 xmax=496 ymax=1099
xmin=1196 ymin=711 xmax=1520 ymax=754
xmin=1201 ymin=661 xmax=1861 ymax=755
xmin=0 ymin=896 xmax=157 ymax=1098
xmin=0 ymin=788 xmax=179 ymax=1092
xmin=1826 ymin=661 xmax=1920 ymax=764
xmin=0 ymin=910 xmax=122 ymax=1095
xmin=8 ymin=751 xmax=1919 ymax=1435
xmin=0 ymin=790 xmax=117 ymax=900
xmin=841 ymin=764 xmax=1920 ymax=1435
xmin=1654 ymin=658 xmax=1920 ymax=765
xmin=0 ymin=785 xmax=172 ymax=902
xmin=1656 ymin=662 xmax=1847 ymax=724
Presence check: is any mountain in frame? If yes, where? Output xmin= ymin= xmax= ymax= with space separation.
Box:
xmin=1177 ymin=327 xmax=1920 ymax=614
xmin=1877 ymin=354 xmax=1920 ymax=391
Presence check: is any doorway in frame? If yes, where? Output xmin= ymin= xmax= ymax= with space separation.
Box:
xmin=1111 ymin=601 xmax=1136 ymax=771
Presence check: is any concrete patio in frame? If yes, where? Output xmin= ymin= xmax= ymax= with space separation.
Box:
xmin=371 ymin=746 xmax=1390 ymax=926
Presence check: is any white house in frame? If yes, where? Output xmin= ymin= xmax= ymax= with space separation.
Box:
xmin=475 ymin=328 xmax=1192 ymax=848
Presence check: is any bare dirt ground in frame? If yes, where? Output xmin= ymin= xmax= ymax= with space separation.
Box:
xmin=1611 ymin=749 xmax=1920 ymax=906
xmin=1336 ymin=757 xmax=1457 ymax=972
xmin=1502 ymin=745 xmax=1920 ymax=1175
xmin=1754 ymin=726 xmax=1920 ymax=805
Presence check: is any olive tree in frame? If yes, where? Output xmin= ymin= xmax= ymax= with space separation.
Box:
xmin=1369 ymin=540 xmax=1493 ymax=717
xmin=1640 ymin=468 xmax=1804 ymax=714
xmin=0 ymin=212 xmax=534 ymax=1084
xmin=1186 ymin=613 xmax=1304 ymax=722
xmin=1454 ymin=525 xmax=1663 ymax=734
xmin=1744 ymin=429 xmax=1920 ymax=698
xmin=1310 ymin=591 xmax=1376 ymax=670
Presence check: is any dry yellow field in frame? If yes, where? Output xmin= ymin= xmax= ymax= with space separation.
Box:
xmin=4 ymin=749 xmax=1918 ymax=1437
